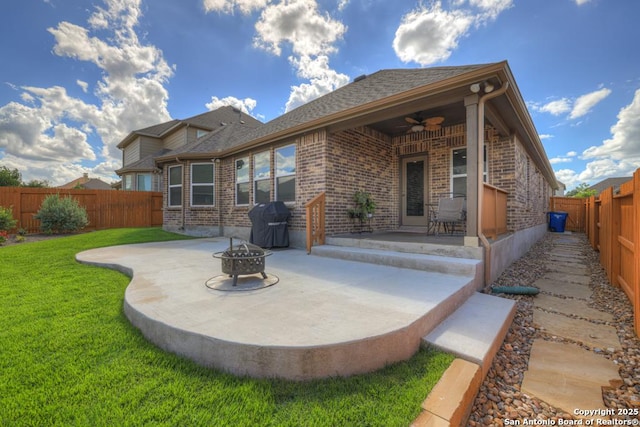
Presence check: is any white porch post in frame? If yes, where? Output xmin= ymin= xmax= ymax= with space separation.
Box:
xmin=464 ymin=94 xmax=480 ymax=247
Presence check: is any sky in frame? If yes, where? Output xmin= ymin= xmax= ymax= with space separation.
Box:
xmin=1 ymin=0 xmax=639 ymax=191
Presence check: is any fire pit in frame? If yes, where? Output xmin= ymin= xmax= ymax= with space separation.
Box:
xmin=208 ymin=238 xmax=276 ymax=291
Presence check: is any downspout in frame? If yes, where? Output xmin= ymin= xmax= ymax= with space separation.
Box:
xmin=477 ymin=82 xmax=509 ymax=285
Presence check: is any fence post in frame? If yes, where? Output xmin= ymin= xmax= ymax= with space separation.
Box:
xmin=599 ymin=187 xmax=614 ymax=285
xmin=634 ymin=169 xmax=640 ymax=336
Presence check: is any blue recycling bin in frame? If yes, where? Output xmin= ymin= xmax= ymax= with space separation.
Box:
xmin=548 ymin=211 xmax=568 ymax=232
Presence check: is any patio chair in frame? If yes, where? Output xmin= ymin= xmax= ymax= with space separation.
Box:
xmin=432 ymin=195 xmax=466 ymax=235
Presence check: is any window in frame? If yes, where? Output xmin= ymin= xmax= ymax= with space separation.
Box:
xmin=235 ymin=157 xmax=250 ymax=205
xmin=191 ymin=163 xmax=214 ymax=206
xmin=168 ymin=165 xmax=182 ymax=207
xmin=275 ymin=145 xmax=296 ymax=203
xmin=196 ymin=129 xmax=208 ymax=138
xmin=253 ymin=151 xmax=270 ymax=204
xmin=451 ymin=147 xmax=487 ymax=196
xmin=123 ymin=175 xmax=133 ymax=191
xmin=136 ymin=174 xmax=151 ymax=191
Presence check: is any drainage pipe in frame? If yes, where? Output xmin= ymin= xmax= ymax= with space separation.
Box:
xmin=477 ymin=81 xmax=509 ymax=285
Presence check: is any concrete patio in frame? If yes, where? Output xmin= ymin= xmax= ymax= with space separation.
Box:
xmin=76 ymin=236 xmax=515 ymax=381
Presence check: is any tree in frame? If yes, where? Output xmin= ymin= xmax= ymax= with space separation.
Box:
xmin=566 ymin=183 xmax=597 ymax=198
xmin=0 ymin=166 xmax=21 ymax=187
xmin=23 ymin=179 xmax=50 ymax=188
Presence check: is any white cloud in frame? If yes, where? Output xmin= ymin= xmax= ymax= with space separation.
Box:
xmin=393 ymin=0 xmax=511 ymax=66
xmin=555 ymin=89 xmax=640 ymax=189
xmin=393 ymin=3 xmax=473 ymax=66
xmin=253 ymin=0 xmax=346 ymax=57
xmin=205 ymin=96 xmax=258 ymax=115
xmin=539 ymin=98 xmax=572 ymax=116
xmin=203 ymin=0 xmax=269 ymax=15
xmin=569 ymin=88 xmax=612 ymax=119
xmin=539 ymin=134 xmax=553 ymax=140
xmin=575 ymin=0 xmax=591 ymax=5
xmin=0 ymin=0 xmax=173 ymax=185
xmin=285 ymin=55 xmax=350 ymax=112
xmin=77 ymin=80 xmax=89 ymax=93
xmin=549 ymin=151 xmax=577 ymax=164
xmin=206 ymin=0 xmax=349 ymax=111
xmin=582 ymin=89 xmax=640 ymax=163
xmin=534 ymin=88 xmax=611 ymax=120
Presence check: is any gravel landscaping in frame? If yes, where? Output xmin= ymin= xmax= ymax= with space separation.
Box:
xmin=468 ymin=233 xmax=640 ymax=426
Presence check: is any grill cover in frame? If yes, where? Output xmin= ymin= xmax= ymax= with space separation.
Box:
xmin=248 ymin=201 xmax=291 ymax=248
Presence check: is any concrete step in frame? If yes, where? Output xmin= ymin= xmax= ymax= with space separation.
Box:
xmin=422 ymin=292 xmax=516 ymax=378
xmin=311 ymin=244 xmax=482 ymax=277
xmin=325 ymin=235 xmax=483 ymax=260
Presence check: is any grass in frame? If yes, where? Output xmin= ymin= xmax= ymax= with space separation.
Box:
xmin=0 ymin=228 xmax=454 ymax=426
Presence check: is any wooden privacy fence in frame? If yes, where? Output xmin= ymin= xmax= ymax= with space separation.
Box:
xmin=0 ymin=187 xmax=163 ymax=233
xmin=482 ymin=183 xmax=508 ymax=239
xmin=549 ymin=196 xmax=586 ymax=232
xmin=585 ymin=169 xmax=640 ymax=337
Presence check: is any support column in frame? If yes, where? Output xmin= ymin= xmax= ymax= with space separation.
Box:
xmin=464 ymin=94 xmax=480 ymax=247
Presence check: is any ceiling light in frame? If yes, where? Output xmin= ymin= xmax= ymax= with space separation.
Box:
xmin=470 ymin=83 xmax=481 ymax=93
xmin=484 ymin=82 xmax=495 ymax=93
xmin=411 ymin=125 xmax=425 ymax=132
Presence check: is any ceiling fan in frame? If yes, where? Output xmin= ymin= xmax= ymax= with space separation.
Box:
xmin=404 ymin=115 xmax=445 ymax=132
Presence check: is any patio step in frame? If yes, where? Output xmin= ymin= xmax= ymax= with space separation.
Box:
xmin=311 ymin=244 xmax=482 ymax=277
xmin=325 ymin=235 xmax=483 ymax=260
xmin=422 ymin=292 xmax=516 ymax=378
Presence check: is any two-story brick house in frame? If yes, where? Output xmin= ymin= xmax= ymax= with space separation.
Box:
xmin=119 ymin=61 xmax=558 ymax=282
xmin=116 ymin=107 xmax=262 ymax=191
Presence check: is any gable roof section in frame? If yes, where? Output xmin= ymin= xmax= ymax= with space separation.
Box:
xmin=117 ymin=106 xmax=262 ymax=149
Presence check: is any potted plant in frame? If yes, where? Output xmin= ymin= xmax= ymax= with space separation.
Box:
xmin=353 ymin=190 xmax=376 ymax=218
xmin=347 ymin=190 xmax=376 ymax=232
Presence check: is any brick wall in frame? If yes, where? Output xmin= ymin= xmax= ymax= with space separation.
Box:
xmin=325 ymin=127 xmax=394 ymax=235
xmin=162 ymin=124 xmax=553 ymax=240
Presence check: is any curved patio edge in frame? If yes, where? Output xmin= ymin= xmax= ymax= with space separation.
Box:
xmin=76 ymin=239 xmax=477 ymax=380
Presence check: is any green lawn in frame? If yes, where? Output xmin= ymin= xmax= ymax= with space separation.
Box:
xmin=0 ymin=228 xmax=453 ymax=427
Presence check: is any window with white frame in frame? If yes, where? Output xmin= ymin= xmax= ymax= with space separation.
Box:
xmin=196 ymin=129 xmax=209 ymax=138
xmin=168 ymin=165 xmax=183 ymax=207
xmin=451 ymin=147 xmax=487 ymax=196
xmin=191 ymin=163 xmax=214 ymax=206
xmin=235 ymin=157 xmax=250 ymax=205
xmin=136 ymin=174 xmax=151 ymax=191
xmin=275 ymin=145 xmax=296 ymax=203
xmin=253 ymin=151 xmax=270 ymax=204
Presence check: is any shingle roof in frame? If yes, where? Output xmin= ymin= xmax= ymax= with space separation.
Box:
xmin=230 ymin=64 xmax=495 ymax=148
xmin=118 ymin=106 xmax=263 ymax=148
xmin=156 ymin=63 xmax=498 ymax=160
xmin=165 ymin=122 xmax=261 ymax=158
xmin=588 ymin=177 xmax=632 ymax=195
xmin=116 ymin=149 xmax=173 ymax=174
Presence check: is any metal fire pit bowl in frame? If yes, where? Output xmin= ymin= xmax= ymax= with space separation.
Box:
xmin=208 ymin=238 xmax=276 ymax=290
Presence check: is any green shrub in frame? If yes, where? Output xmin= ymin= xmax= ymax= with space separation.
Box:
xmin=0 ymin=205 xmax=17 ymax=232
xmin=33 ymin=194 xmax=89 ymax=234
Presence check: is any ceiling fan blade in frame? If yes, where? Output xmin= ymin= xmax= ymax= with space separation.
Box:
xmin=405 ymin=117 xmax=420 ymax=124
xmin=425 ymin=116 xmax=445 ymax=125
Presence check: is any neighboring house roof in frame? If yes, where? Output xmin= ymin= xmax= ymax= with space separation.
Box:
xmin=117 ymin=106 xmax=262 ymax=149
xmin=164 ymin=122 xmax=264 ymax=158
xmin=59 ymin=174 xmax=113 ymax=190
xmin=116 ymin=149 xmax=172 ymax=175
xmin=588 ymin=177 xmax=632 ymax=195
